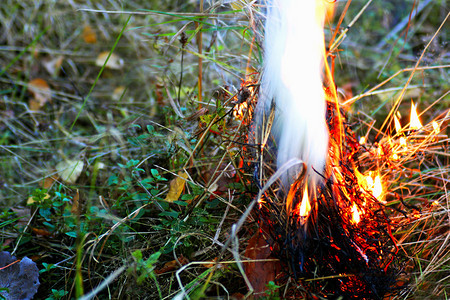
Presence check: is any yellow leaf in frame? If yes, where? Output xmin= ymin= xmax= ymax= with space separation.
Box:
xmin=56 ymin=160 xmax=84 ymax=184
xmin=27 ymin=193 xmax=50 ymax=205
xmin=83 ymin=25 xmax=97 ymax=44
xmin=230 ymin=0 xmax=251 ymax=10
xmin=112 ymin=86 xmax=126 ymax=101
xmin=165 ymin=171 xmax=188 ymax=202
xmin=28 ymin=78 xmax=51 ymax=110
xmin=95 ymin=52 xmax=124 ymax=70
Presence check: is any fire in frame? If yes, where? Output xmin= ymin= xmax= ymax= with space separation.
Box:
xmin=351 ymin=203 xmax=361 ymax=224
xmin=233 ymin=101 xmax=248 ymax=120
xmin=371 ymin=174 xmax=384 ymax=201
xmin=299 ymin=184 xmax=311 ymax=219
xmin=409 ymin=101 xmax=422 ymax=130
xmin=432 ymin=121 xmax=440 ymax=135
xmin=399 ymin=136 xmax=407 ymax=147
xmin=394 ymin=115 xmax=402 ymax=134
xmin=233 ymin=82 xmax=256 ymax=121
xmin=355 ymin=169 xmax=385 ymax=203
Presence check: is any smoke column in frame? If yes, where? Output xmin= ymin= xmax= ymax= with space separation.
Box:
xmin=257 ymin=0 xmax=329 ymax=190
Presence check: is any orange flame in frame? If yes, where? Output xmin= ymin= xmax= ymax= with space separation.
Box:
xmin=409 ymin=101 xmax=422 ymax=130
xmin=299 ymin=184 xmax=311 ymax=219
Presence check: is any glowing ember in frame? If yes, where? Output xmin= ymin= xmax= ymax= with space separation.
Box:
xmin=409 ymin=101 xmax=422 ymax=130
xmin=351 ymin=203 xmax=361 ymax=224
xmin=359 ymin=136 xmax=366 ymax=145
xmin=299 ymin=184 xmax=311 ymax=219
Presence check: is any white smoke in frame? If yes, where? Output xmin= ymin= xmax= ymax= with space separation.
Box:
xmin=257 ymin=0 xmax=329 ymax=190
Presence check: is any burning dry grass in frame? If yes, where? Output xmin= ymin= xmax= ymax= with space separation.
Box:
xmin=0 ymin=0 xmax=448 ymax=299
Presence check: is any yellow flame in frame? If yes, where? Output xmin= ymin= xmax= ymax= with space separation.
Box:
xmin=410 ymin=101 xmax=422 ymax=130
xmin=377 ymin=145 xmax=384 ymax=157
xmin=432 ymin=121 xmax=440 ymax=135
xmin=372 ymin=174 xmax=384 ymax=202
xmin=351 ymin=203 xmax=361 ymax=224
xmin=399 ymin=136 xmax=407 ymax=147
xmin=355 ymin=169 xmax=385 ymax=203
xmin=394 ymin=115 xmax=402 ymax=134
xmin=299 ymin=184 xmax=311 ymax=218
xmin=359 ymin=136 xmax=366 ymax=145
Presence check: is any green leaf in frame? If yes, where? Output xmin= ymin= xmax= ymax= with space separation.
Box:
xmin=65 ymin=231 xmax=77 ymax=238
xmin=147 ymin=251 xmax=161 ymax=264
xmin=132 ymin=249 xmax=143 ymax=261
xmin=159 ymin=210 xmax=179 ymax=218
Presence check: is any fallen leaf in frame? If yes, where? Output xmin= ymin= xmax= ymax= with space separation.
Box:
xmin=112 ymin=86 xmax=126 ymax=101
xmin=56 ymin=160 xmax=84 ymax=184
xmin=165 ymin=171 xmax=188 ymax=202
xmin=43 ymin=56 xmax=64 ymax=77
xmin=39 ymin=176 xmax=58 ymax=189
xmin=154 ymin=255 xmax=189 ymax=274
xmin=244 ymin=231 xmax=281 ymax=298
xmin=31 ymin=228 xmax=52 ymax=237
xmin=95 ymin=52 xmax=124 ymax=70
xmin=83 ymin=25 xmax=97 ymax=44
xmin=71 ymin=189 xmax=80 ymax=215
xmin=28 ymin=78 xmax=51 ymax=110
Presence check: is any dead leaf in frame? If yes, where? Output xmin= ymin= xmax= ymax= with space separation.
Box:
xmin=56 ymin=160 xmax=84 ymax=184
xmin=39 ymin=176 xmax=58 ymax=189
xmin=83 ymin=25 xmax=97 ymax=44
xmin=43 ymin=56 xmax=64 ymax=77
xmin=95 ymin=52 xmax=124 ymax=70
xmin=112 ymin=86 xmax=126 ymax=101
xmin=244 ymin=231 xmax=281 ymax=298
xmin=28 ymin=78 xmax=51 ymax=110
xmin=165 ymin=171 xmax=188 ymax=202
xmin=31 ymin=228 xmax=52 ymax=237
xmin=154 ymin=255 xmax=189 ymax=274
xmin=71 ymin=189 xmax=80 ymax=215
